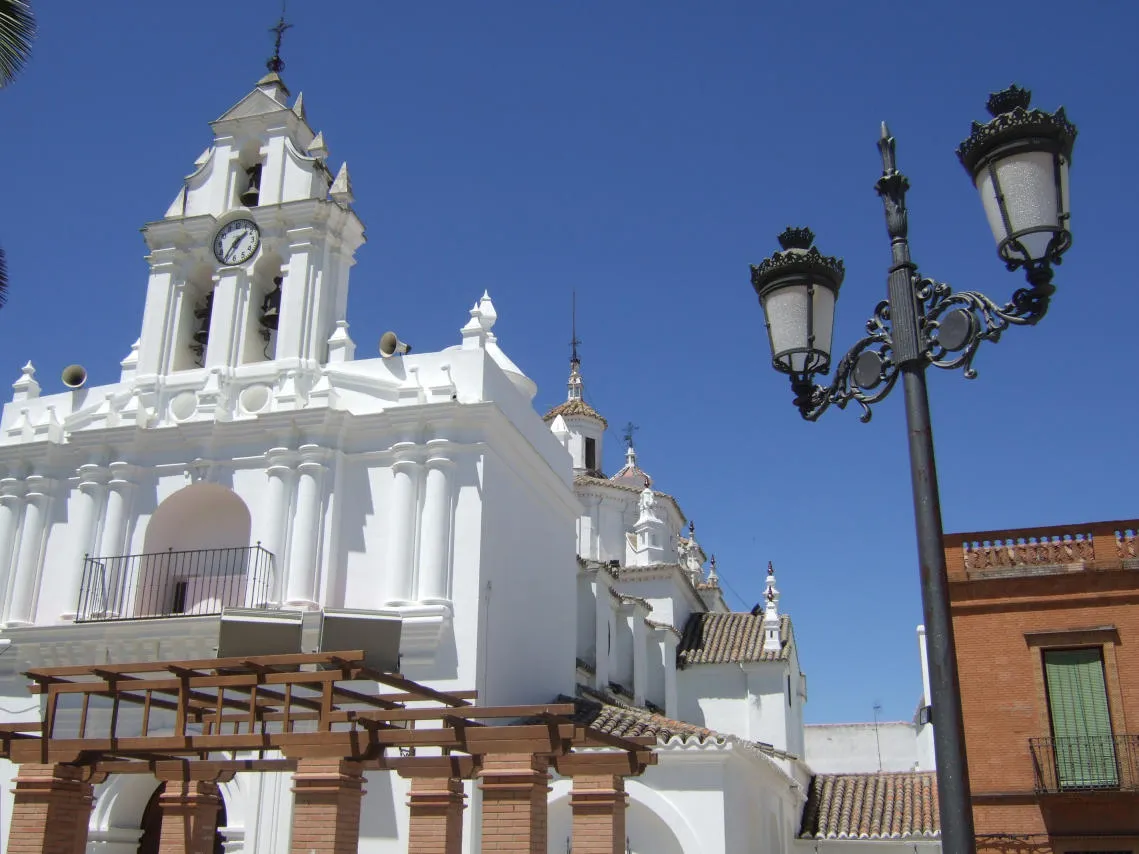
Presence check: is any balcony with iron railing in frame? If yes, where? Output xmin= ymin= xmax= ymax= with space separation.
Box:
xmin=74 ymin=545 xmax=277 ymax=623
xmin=1030 ymin=735 xmax=1139 ymax=793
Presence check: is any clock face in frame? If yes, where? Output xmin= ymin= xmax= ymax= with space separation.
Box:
xmin=213 ymin=218 xmax=261 ymax=266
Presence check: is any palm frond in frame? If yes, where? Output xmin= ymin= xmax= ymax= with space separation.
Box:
xmin=0 ymin=245 xmax=8 ymax=309
xmin=0 ymin=0 xmax=36 ymax=88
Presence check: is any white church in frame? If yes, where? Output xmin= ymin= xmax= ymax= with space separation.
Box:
xmin=0 ymin=61 xmax=940 ymax=853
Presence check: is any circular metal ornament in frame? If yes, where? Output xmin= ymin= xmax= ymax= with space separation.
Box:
xmin=936 ymin=308 xmax=976 ymax=352
xmin=853 ymin=351 xmax=884 ymax=390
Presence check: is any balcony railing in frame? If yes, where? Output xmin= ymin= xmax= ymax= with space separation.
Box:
xmin=944 ymin=519 xmax=1139 ymax=577
xmin=1030 ymin=735 xmax=1139 ymax=793
xmin=75 ymin=545 xmax=276 ymax=623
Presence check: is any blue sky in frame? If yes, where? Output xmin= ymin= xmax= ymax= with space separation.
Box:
xmin=1 ymin=2 xmax=1135 ymax=725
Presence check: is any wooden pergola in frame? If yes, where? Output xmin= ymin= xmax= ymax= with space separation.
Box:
xmin=0 ymin=650 xmax=655 ymax=854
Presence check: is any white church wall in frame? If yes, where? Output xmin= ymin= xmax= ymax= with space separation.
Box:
xmin=804 ymin=721 xmax=927 ymax=773
xmin=475 ymin=442 xmax=577 ymax=707
xmin=676 ymin=664 xmax=749 ymax=741
xmin=576 ymin=570 xmax=596 ymax=668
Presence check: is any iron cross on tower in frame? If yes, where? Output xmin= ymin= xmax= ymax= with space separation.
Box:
xmin=267 ymin=13 xmax=293 ymax=74
xmin=622 ymin=422 xmax=639 ymax=450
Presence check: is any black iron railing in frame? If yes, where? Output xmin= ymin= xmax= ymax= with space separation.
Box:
xmin=1030 ymin=735 xmax=1139 ymax=792
xmin=75 ymin=545 xmax=276 ymax=622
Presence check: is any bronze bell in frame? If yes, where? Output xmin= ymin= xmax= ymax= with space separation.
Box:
xmin=193 ymin=293 xmax=213 ymax=345
xmin=260 ymin=276 xmax=283 ymax=330
xmin=240 ymin=164 xmax=261 ymax=207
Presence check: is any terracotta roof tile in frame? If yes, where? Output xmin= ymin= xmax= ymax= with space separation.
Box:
xmin=799 ymin=772 xmax=940 ymax=839
xmin=677 ymin=612 xmax=791 ymax=666
xmin=543 ymin=398 xmax=608 ymax=428
xmin=562 ymin=692 xmax=722 ymax=745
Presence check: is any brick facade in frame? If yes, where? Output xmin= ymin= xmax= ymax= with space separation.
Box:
xmin=477 ymin=753 xmax=550 ymax=853
xmin=570 ymin=774 xmax=628 ymax=854
xmin=289 ymin=758 xmax=366 ymax=854
xmin=6 ymin=764 xmax=94 ymax=854
xmin=947 ymin=519 xmax=1139 ymax=852
xmin=155 ymin=779 xmax=222 ymax=854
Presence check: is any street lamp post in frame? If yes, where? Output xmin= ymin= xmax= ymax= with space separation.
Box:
xmin=749 ymin=86 xmax=1076 ymax=854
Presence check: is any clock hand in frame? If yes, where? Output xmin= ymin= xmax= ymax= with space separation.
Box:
xmin=227 ymin=233 xmax=245 ymax=262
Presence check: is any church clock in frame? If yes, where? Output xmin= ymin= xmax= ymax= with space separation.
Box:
xmin=213 ymin=218 xmax=261 ymax=265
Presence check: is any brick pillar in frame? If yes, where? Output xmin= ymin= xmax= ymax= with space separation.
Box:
xmin=570 ymin=774 xmax=627 ymax=854
xmin=407 ymin=777 xmax=466 ymax=854
xmin=7 ymin=763 xmax=94 ymax=854
xmin=156 ymin=779 xmax=222 ymax=854
xmin=477 ymin=753 xmax=550 ymax=854
xmin=289 ymin=758 xmax=366 ymax=854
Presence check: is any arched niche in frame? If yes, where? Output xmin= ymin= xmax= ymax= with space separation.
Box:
xmin=92 ymin=774 xmax=232 ymax=854
xmin=133 ymin=483 xmax=254 ymax=617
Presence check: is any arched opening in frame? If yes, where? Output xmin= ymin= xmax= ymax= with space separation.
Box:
xmin=137 ymin=784 xmax=228 ymax=854
xmin=134 ymin=484 xmax=255 ymax=617
xmin=547 ymin=788 xmax=686 ymax=854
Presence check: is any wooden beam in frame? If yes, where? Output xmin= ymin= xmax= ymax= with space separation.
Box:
xmin=25 ymin=650 xmax=369 ymax=680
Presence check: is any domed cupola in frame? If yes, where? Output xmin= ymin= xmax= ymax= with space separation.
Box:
xmin=609 ymin=426 xmax=652 ymax=489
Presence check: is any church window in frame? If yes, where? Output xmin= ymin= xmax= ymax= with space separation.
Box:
xmin=585 ymin=437 xmax=597 ymax=471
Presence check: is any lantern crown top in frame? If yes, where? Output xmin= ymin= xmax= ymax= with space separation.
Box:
xmin=956 ymin=83 xmax=1077 ymax=175
xmin=777 ymin=226 xmax=815 ymax=251
xmin=750 ymin=227 xmax=845 ymax=296
xmin=986 ymin=84 xmax=1032 ymax=117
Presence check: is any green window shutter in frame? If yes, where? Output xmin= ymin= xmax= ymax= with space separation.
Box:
xmin=1044 ymin=648 xmax=1117 ymax=788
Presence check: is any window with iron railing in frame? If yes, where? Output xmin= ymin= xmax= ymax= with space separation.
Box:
xmin=1043 ymin=647 xmax=1118 ymax=789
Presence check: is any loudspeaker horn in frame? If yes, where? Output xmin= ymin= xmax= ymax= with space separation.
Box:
xmin=379 ymin=331 xmax=411 ymax=358
xmin=61 ymin=364 xmax=87 ymax=389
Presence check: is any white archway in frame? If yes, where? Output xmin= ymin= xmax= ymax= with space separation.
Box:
xmin=547 ymin=778 xmax=695 ymax=854
xmin=134 ymin=483 xmax=254 ymax=617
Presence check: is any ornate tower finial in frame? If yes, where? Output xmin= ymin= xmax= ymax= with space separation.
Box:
xmin=267 ymin=11 xmax=293 ymax=74
xmin=567 ymin=292 xmax=584 ymax=402
xmin=570 ymin=290 xmax=581 ymax=367
xmin=707 ymin=554 xmax=719 ymax=585
xmin=762 ymin=561 xmax=782 ymax=652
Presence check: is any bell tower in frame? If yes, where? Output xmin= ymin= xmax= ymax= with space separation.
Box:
xmin=132 ymin=20 xmax=365 ymax=410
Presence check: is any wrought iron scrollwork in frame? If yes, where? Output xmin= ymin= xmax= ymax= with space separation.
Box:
xmin=790 ymin=267 xmax=1050 ymax=422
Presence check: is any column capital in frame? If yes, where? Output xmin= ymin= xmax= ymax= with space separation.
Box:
xmin=107 ymin=461 xmax=140 ymax=486
xmin=76 ymin=463 xmax=109 ymax=491
xmin=392 ymin=457 xmax=423 ymax=475
xmin=424 ymin=454 xmax=456 ymax=471
xmin=389 ymin=440 xmax=422 ymax=464
xmin=23 ymin=474 xmax=57 ymax=501
xmin=0 ymin=476 xmax=25 ymax=502
xmin=296 ymin=443 xmax=331 ymax=472
xmin=265 ymin=446 xmax=298 ymax=473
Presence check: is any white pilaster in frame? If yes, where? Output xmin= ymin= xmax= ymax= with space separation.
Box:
xmin=285 ymin=445 xmax=326 ymax=609
xmin=632 ymin=606 xmax=648 ymax=707
xmin=6 ymin=475 xmax=55 ymax=626
xmin=263 ymin=448 xmax=297 ymax=604
xmin=417 ymin=444 xmax=454 ymax=604
xmin=593 ymin=579 xmax=613 ymax=692
xmin=0 ymin=478 xmax=25 ymax=614
xmin=61 ymin=464 xmax=108 ymax=620
xmin=661 ymin=630 xmax=680 ymax=719
xmin=135 ymin=248 xmax=179 ymax=376
xmin=99 ymin=464 xmax=136 ymax=617
xmin=275 ymin=227 xmax=317 ymax=366
xmin=384 ymin=443 xmax=421 ymax=605
xmin=205 ymin=267 xmax=246 ymax=370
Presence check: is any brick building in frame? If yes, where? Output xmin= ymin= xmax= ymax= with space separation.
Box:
xmin=946 ymin=519 xmax=1139 ymax=852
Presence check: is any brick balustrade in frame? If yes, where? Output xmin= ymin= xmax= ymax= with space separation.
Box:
xmin=289 ymin=758 xmax=366 ymax=854
xmin=407 ymin=777 xmax=466 ymax=854
xmin=6 ymin=763 xmax=94 ymax=854
xmin=477 ymin=754 xmax=551 ymax=853
xmin=156 ymin=780 xmax=222 ymax=854
xmin=944 ymin=518 xmax=1139 ymax=578
xmin=570 ymin=774 xmax=628 ymax=854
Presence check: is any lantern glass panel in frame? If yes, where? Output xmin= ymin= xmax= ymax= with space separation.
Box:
xmin=976 ymin=149 xmax=1063 ymax=261
xmin=763 ymin=282 xmax=810 ymax=371
xmin=811 ymin=283 xmax=836 ymax=371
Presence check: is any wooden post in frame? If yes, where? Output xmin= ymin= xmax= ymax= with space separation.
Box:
xmin=570 ymin=774 xmax=628 ymax=854
xmin=6 ymin=763 xmax=94 ymax=854
xmin=477 ymin=753 xmax=550 ymax=854
xmin=407 ymin=777 xmax=466 ymax=854
xmin=289 ymin=758 xmax=366 ymax=854
xmin=156 ymin=779 xmax=222 ymax=854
